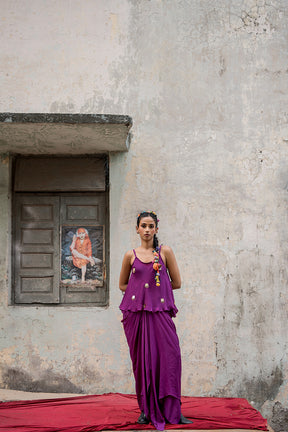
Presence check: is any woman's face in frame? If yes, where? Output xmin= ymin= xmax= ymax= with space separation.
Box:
xmin=136 ymin=216 xmax=158 ymax=241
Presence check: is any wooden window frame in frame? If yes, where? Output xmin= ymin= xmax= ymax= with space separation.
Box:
xmin=12 ymin=156 xmax=109 ymax=306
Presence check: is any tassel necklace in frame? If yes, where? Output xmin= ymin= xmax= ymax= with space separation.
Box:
xmin=152 ymin=250 xmax=161 ymax=286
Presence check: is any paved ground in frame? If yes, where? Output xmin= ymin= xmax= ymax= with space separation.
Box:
xmin=0 ymin=388 xmax=84 ymax=401
xmin=0 ymin=389 xmax=274 ymax=432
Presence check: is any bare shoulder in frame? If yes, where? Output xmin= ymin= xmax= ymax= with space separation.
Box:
xmin=160 ymin=245 xmax=175 ymax=266
xmin=161 ymin=245 xmax=174 ymax=257
xmin=123 ymin=249 xmax=134 ymax=265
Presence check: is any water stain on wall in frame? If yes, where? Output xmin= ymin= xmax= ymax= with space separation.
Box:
xmin=238 ymin=366 xmax=283 ymax=408
xmin=2 ymin=367 xmax=84 ymax=394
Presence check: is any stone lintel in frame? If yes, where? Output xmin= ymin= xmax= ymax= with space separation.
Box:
xmin=0 ymin=113 xmax=133 ymax=154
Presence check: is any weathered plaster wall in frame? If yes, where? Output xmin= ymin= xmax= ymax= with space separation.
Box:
xmin=0 ymin=0 xmax=288 ymax=429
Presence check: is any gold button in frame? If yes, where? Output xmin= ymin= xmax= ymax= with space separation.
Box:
xmin=132 ymin=295 xmax=135 ymax=300
xmin=161 ymin=298 xmax=165 ymax=303
xmin=144 ymin=283 xmax=149 ymax=288
xmin=143 ymin=304 xmax=146 ymax=309
xmin=132 ymin=268 xmax=135 ymax=273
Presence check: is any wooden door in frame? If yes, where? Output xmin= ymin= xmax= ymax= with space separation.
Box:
xmin=60 ymin=194 xmax=108 ymax=305
xmin=13 ymin=193 xmax=108 ymax=305
xmin=13 ymin=195 xmax=60 ymax=304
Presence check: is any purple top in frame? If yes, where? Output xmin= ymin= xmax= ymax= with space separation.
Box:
xmin=119 ymin=247 xmax=178 ymax=317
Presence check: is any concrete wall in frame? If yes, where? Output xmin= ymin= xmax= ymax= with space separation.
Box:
xmin=0 ymin=0 xmax=287 ymax=429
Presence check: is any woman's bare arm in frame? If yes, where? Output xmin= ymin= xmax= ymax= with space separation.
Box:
xmin=119 ymin=250 xmax=133 ymax=292
xmin=161 ymin=245 xmax=181 ymax=290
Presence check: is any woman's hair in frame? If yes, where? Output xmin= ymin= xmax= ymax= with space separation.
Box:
xmin=137 ymin=211 xmax=159 ymax=251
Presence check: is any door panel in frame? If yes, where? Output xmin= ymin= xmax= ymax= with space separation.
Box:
xmin=14 ymin=195 xmax=60 ymax=304
xmin=66 ymin=204 xmax=99 ymax=221
xmin=14 ymin=157 xmax=106 ymax=192
xmin=60 ymin=195 xmax=108 ymax=305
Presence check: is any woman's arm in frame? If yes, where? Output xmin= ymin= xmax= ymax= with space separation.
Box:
xmin=119 ymin=250 xmax=133 ymax=292
xmin=161 ymin=245 xmax=181 ymax=290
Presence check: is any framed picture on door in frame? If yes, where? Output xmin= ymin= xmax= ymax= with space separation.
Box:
xmin=61 ymin=225 xmax=104 ymax=287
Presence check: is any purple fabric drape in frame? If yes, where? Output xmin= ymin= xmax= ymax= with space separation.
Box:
xmin=122 ymin=310 xmax=181 ymax=430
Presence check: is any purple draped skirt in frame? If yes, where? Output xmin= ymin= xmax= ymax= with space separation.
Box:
xmin=122 ymin=310 xmax=181 ymax=431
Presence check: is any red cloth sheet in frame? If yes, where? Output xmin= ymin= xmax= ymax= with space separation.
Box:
xmin=0 ymin=392 xmax=268 ymax=432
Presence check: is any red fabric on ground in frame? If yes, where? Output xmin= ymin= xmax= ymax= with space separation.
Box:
xmin=0 ymin=392 xmax=268 ymax=432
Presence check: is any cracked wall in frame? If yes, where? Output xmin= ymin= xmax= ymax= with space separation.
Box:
xmin=0 ymin=0 xmax=288 ymax=430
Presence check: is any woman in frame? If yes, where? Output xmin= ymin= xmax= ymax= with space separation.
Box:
xmin=119 ymin=211 xmax=192 ymax=430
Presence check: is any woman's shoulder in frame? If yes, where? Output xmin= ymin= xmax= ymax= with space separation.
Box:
xmin=122 ymin=249 xmax=135 ymax=265
xmin=159 ymin=245 xmax=174 ymax=266
xmin=160 ymin=245 xmax=173 ymax=255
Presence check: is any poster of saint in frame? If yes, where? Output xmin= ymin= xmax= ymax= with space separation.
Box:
xmin=61 ymin=225 xmax=104 ymax=286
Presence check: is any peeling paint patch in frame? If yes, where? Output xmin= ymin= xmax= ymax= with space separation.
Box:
xmin=0 ymin=154 xmax=9 ymax=164
xmin=230 ymin=2 xmax=277 ymax=36
xmin=270 ymin=401 xmax=288 ymax=432
xmin=219 ymin=55 xmax=226 ymax=76
xmin=109 ymin=13 xmax=119 ymax=40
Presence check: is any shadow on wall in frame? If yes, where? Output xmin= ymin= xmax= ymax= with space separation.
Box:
xmin=2 ymin=367 xmax=84 ymax=394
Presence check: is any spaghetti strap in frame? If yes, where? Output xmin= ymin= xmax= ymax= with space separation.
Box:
xmin=133 ymin=249 xmax=137 ymax=257
xmin=158 ymin=245 xmax=164 ymax=266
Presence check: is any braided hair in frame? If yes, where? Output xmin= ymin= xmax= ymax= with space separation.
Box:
xmin=137 ymin=211 xmax=159 ymax=251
